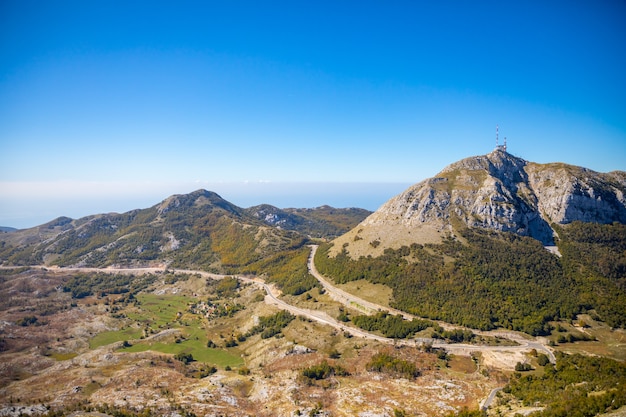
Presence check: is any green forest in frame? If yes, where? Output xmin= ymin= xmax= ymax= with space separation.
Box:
xmin=504 ymin=352 xmax=626 ymax=416
xmin=240 ymin=246 xmax=319 ymax=295
xmin=315 ymin=222 xmax=626 ymax=335
xmin=351 ymin=312 xmax=433 ymax=339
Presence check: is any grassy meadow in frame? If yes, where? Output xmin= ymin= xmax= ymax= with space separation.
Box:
xmin=90 ymin=292 xmax=243 ymax=368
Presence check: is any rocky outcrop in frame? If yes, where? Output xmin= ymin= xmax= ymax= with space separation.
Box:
xmin=334 ymin=149 xmax=626 ymax=255
xmin=525 ymin=163 xmax=626 ymax=225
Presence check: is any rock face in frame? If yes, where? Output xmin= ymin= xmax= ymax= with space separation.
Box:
xmin=333 ymin=149 xmax=626 ymax=255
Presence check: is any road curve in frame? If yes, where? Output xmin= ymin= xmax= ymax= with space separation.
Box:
xmin=11 ymin=260 xmax=557 ymax=412
xmin=307 ymin=245 xmax=556 ymax=364
xmin=481 ymin=387 xmax=503 ymax=410
xmin=13 ymin=256 xmax=556 ymax=364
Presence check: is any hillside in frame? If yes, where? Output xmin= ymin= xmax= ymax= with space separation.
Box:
xmin=1 ymin=160 xmax=625 ymax=417
xmin=331 ymin=149 xmax=626 ymax=257
xmin=0 ymin=190 xmax=369 ymax=271
xmin=245 ymin=204 xmax=371 ymax=239
xmin=317 ymin=150 xmax=626 ymax=335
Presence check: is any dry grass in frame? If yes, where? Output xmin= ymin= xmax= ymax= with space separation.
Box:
xmin=551 ymin=315 xmax=626 ymax=362
xmin=337 ymin=279 xmax=393 ymax=308
xmin=330 ymin=221 xmax=449 ymax=259
xmin=2 ymin=269 xmax=622 ymax=416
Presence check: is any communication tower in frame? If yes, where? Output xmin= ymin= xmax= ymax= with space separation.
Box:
xmin=495 ymin=125 xmax=507 ymax=152
xmin=496 ymin=125 xmax=499 ymax=148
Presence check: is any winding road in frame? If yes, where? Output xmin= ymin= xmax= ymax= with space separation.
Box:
xmin=14 ymin=247 xmax=558 ymax=411
xmin=306 ymin=245 xmax=556 ymax=364
xmin=17 ymin=249 xmax=557 ymax=364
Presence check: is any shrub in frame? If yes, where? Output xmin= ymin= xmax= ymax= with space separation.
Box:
xmin=514 ymin=362 xmax=532 ymax=372
xmin=174 ymin=352 xmax=194 ymax=365
xmin=537 ymin=353 xmax=550 ymax=366
xmin=367 ymin=352 xmax=420 ymax=379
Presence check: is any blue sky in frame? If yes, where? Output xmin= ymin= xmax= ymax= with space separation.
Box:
xmin=1 ymin=1 xmax=625 ymax=228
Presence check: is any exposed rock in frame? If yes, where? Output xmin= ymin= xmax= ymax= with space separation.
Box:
xmin=0 ymin=405 xmax=48 ymax=417
xmin=333 ymin=149 xmax=626 ymax=255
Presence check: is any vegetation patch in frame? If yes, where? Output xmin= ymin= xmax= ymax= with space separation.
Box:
xmin=89 ymin=327 xmax=143 ymax=349
xmin=62 ymin=272 xmax=158 ymax=299
xmin=126 ymin=293 xmax=193 ymax=328
xmin=241 ymin=247 xmax=319 ymax=295
xmin=301 ymin=360 xmax=349 ymax=382
xmin=316 ymin=222 xmax=626 ymax=335
xmin=120 ymin=339 xmax=243 ymax=368
xmin=366 ymin=351 xmax=420 ymax=379
xmin=245 ymin=310 xmax=295 ymax=339
xmin=337 ymin=279 xmax=393 ymax=308
xmin=504 ymin=352 xmax=626 ymax=416
xmin=351 ymin=312 xmax=433 ymax=339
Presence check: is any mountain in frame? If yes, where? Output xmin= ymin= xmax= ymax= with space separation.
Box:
xmin=0 ymin=189 xmax=369 ymax=270
xmin=315 ymin=150 xmax=626 ymax=334
xmin=245 ymin=204 xmax=371 ymax=238
xmin=331 ymin=149 xmax=626 ymax=257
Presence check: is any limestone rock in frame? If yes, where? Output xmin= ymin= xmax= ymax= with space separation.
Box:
xmin=333 ymin=149 xmax=626 ymax=256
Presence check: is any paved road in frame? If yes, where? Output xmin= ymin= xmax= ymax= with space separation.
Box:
xmin=306 ymin=245 xmax=556 ymax=364
xmin=481 ymin=387 xmax=503 ymax=410
xmin=8 ymin=259 xmax=556 ymax=364
xmin=17 ymin=253 xmax=556 ymax=364
xmin=13 ymin=259 xmax=558 ymax=411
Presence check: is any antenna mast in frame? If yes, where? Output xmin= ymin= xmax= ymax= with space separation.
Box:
xmin=495 ymin=125 xmax=507 ymax=152
xmin=496 ymin=125 xmax=499 ymax=148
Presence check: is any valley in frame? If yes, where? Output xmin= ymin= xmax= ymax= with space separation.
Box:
xmin=0 ymin=263 xmax=502 ymax=416
xmin=2 ymin=244 xmax=624 ymax=416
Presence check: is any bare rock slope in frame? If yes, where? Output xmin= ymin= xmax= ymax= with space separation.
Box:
xmin=333 ymin=149 xmax=626 ymax=256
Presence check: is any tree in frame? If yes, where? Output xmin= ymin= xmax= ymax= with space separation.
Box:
xmin=174 ymin=352 xmax=194 ymax=365
xmin=515 ymin=362 xmax=532 ymax=372
xmin=537 ymin=353 xmax=550 ymax=366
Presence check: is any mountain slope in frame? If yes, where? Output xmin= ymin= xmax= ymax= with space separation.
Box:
xmin=332 ymin=149 xmax=626 ymax=257
xmin=245 ymin=204 xmax=371 ymax=238
xmin=0 ymin=190 xmax=284 ymax=270
xmin=315 ymin=150 xmax=626 ymax=334
xmin=0 ymin=190 xmax=370 ymax=270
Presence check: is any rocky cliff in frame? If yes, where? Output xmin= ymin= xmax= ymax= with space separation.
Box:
xmin=332 ymin=149 xmax=626 ymax=256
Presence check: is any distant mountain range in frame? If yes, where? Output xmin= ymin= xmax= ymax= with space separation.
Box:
xmin=0 ymin=189 xmax=370 ymax=270
xmin=2 ymin=150 xmax=625 ymax=270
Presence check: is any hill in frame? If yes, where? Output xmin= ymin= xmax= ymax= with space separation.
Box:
xmin=330 ymin=149 xmax=626 ymax=257
xmin=317 ymin=150 xmax=626 ymax=335
xmin=245 ymin=204 xmax=371 ymax=239
xmin=0 ymin=190 xmax=370 ymax=272
xmin=1 ymin=163 xmax=626 ymax=417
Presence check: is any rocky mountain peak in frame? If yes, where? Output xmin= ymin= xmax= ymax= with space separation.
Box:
xmin=441 ymin=149 xmax=528 ymax=186
xmin=332 ymin=151 xmax=626 ymax=257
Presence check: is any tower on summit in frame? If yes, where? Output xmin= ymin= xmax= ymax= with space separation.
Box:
xmin=495 ymin=125 xmax=507 ymax=152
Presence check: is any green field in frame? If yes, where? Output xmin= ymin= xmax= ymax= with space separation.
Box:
xmin=121 ymin=340 xmax=243 ymax=367
xmin=89 ymin=327 xmax=143 ymax=349
xmin=126 ymin=293 xmax=193 ymax=328
xmin=90 ymin=293 xmax=243 ymax=367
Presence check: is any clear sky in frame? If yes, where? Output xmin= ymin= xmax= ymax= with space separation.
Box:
xmin=1 ymin=1 xmax=625 ymax=228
